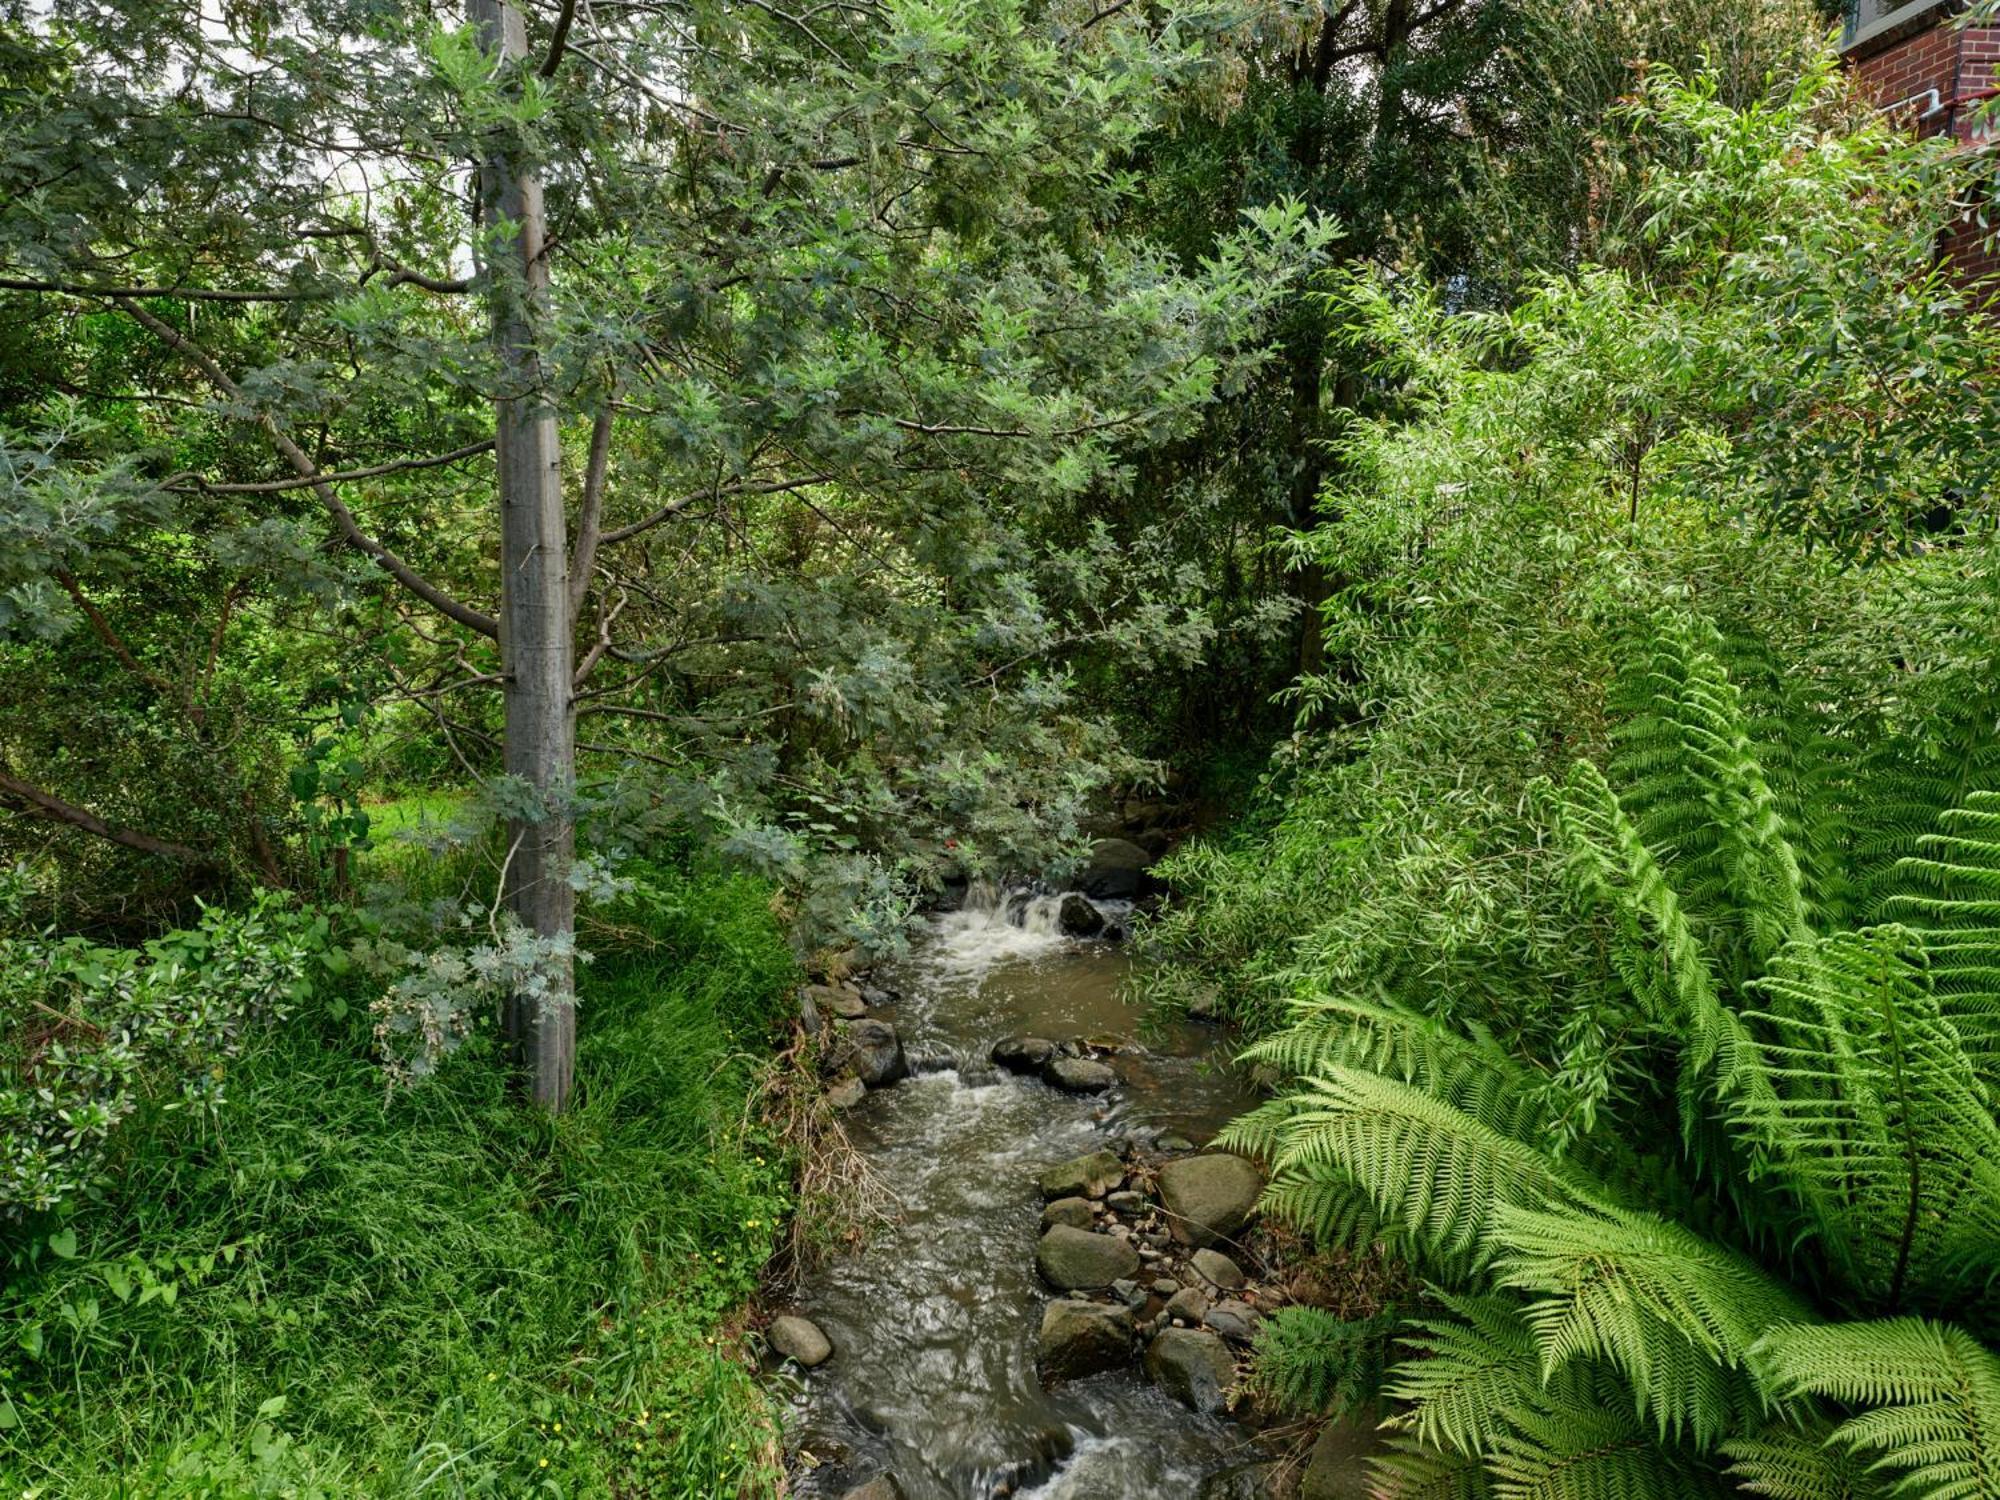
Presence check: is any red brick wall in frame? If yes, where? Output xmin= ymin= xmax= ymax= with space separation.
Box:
xmin=1849 ymin=17 xmax=2000 ymax=281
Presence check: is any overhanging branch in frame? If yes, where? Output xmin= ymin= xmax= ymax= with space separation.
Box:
xmin=115 ymin=299 xmax=501 ymax=640
xmin=0 ymin=767 xmax=213 ymax=864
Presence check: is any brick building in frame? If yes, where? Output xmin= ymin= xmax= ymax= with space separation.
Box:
xmin=1843 ymin=0 xmax=2000 ymax=278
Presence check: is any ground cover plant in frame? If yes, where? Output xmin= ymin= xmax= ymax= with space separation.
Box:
xmin=0 ymin=861 xmax=796 ymax=1497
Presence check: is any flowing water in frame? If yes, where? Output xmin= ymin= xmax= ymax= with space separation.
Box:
xmin=785 ymin=888 xmax=1265 ymax=1499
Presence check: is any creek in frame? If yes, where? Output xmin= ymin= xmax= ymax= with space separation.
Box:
xmin=784 ymin=887 xmax=1267 ymax=1498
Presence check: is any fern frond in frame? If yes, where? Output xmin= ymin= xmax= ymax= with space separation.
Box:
xmin=1754 ymin=1319 xmax=2000 ymax=1500
xmin=1607 ymin=608 xmax=1812 ymax=965
xmin=1248 ymin=1067 xmax=1612 ymax=1273
xmin=1490 ymin=1203 xmax=1811 ymax=1447
xmin=1239 ymin=993 xmax=1554 ymax=1141
xmin=1387 ymin=1295 xmax=1550 ymax=1455
xmin=1885 ymin=792 xmax=2000 ymax=1087
xmin=1724 ymin=1421 xmax=1895 ymax=1499
xmin=1485 ymin=1402 xmax=1738 ymax=1499
xmin=1252 ymin=1303 xmax=1401 ymax=1419
xmin=1542 ymin=759 xmax=1773 ymax=1139
xmin=1740 ymin=925 xmax=2000 ymax=1308
xmin=1368 ymin=1435 xmax=1496 ymax=1500
xmin=1256 ymin=1162 xmax=1390 ymax=1257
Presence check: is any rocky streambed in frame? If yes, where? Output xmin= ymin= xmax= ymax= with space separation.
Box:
xmin=763 ymin=887 xmax=1370 ymax=1500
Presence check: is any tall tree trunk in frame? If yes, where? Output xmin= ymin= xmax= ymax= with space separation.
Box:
xmin=472 ymin=0 xmax=577 ymax=1112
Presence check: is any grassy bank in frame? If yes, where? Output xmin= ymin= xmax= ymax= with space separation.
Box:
xmin=0 ymin=865 xmax=796 ymax=1498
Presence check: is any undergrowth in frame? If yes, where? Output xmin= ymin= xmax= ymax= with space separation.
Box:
xmin=0 ymin=863 xmax=797 ymax=1498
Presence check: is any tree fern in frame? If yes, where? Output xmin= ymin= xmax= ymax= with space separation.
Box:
xmin=1755 ymin=1319 xmax=2000 ymax=1500
xmin=1230 ymin=596 xmax=2000 ymax=1494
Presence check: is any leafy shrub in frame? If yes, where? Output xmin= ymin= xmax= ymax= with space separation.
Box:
xmin=0 ymin=896 xmax=327 ymax=1218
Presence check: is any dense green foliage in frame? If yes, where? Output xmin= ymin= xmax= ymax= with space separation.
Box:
xmin=0 ymin=863 xmax=797 ymax=1496
xmin=7 ymin=0 xmax=2000 ymax=1491
xmin=1145 ymin=53 xmax=2000 ymax=1499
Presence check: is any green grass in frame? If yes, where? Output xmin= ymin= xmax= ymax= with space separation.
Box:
xmin=0 ymin=864 xmax=798 ymax=1498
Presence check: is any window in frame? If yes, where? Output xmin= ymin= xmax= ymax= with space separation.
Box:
xmin=1845 ymin=0 xmax=1956 ymax=48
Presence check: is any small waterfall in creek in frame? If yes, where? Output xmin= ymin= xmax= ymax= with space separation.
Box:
xmin=923 ymin=883 xmax=1124 ymax=980
xmin=782 ymin=886 xmax=1264 ymax=1499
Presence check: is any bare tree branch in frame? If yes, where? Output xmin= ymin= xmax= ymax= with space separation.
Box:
xmin=568 ymin=406 xmax=616 ymax=619
xmin=0 ymin=766 xmax=213 ymax=864
xmin=597 ymin=474 xmax=832 ymax=547
xmin=540 ymin=0 xmax=580 ymax=74
xmin=0 ymin=274 xmax=324 ymax=303
xmin=169 ymin=440 xmax=495 ymax=494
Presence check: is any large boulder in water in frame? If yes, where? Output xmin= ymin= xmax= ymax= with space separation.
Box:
xmin=1041 ymin=1056 xmax=1117 ymax=1094
xmin=1036 ymin=1225 xmax=1140 ymax=1289
xmin=1157 ymin=1153 xmax=1262 ymax=1248
xmin=992 ymin=1036 xmax=1057 ymax=1074
xmin=1145 ymin=1327 xmax=1237 ymax=1413
xmin=1037 ymin=1298 xmax=1135 ymax=1380
xmin=1042 ymin=1196 xmax=1096 ymax=1230
xmin=1039 ymin=1149 xmax=1124 ymax=1200
xmin=1058 ymin=892 xmax=1104 ymax=937
xmin=768 ymin=1314 xmax=833 ymax=1367
xmin=1079 ymin=838 xmax=1156 ymax=901
xmin=840 ymin=1477 xmax=906 ymax=1500
xmin=824 ymin=1018 xmax=908 ymax=1088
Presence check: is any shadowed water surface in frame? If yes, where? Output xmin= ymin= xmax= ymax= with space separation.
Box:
xmin=787 ymin=893 xmax=1263 ymax=1498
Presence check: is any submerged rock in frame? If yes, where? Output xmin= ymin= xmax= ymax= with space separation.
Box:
xmin=826 ymin=1018 xmax=909 ymax=1088
xmin=1037 ymin=1298 xmax=1135 ymax=1381
xmin=992 ymin=1036 xmax=1057 ymax=1074
xmin=1036 ymin=1225 xmax=1140 ymax=1290
xmin=1039 ymin=1149 xmax=1124 ymax=1200
xmin=1042 ymin=1056 xmax=1118 ymax=1094
xmin=1145 ymin=1327 xmax=1236 ymax=1413
xmin=1190 ymin=1248 xmax=1246 ymax=1290
xmin=1200 ymin=1462 xmax=1279 ymax=1500
xmin=1157 ymin=1153 xmax=1262 ymax=1248
xmin=1041 ymin=1196 xmax=1096 ymax=1230
xmin=840 ymin=1476 xmax=906 ymax=1500
xmin=769 ymin=1315 xmax=834 ymax=1368
xmin=1057 ymin=891 xmax=1105 ymax=937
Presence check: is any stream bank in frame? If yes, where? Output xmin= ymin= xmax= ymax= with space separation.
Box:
xmin=764 ymin=885 xmax=1363 ymax=1499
